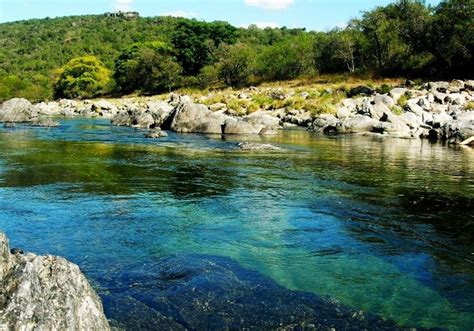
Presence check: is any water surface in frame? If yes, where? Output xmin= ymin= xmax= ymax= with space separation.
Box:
xmin=0 ymin=119 xmax=473 ymax=329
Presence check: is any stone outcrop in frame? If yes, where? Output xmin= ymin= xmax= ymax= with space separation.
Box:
xmin=0 ymin=98 xmax=37 ymax=123
xmin=312 ymin=80 xmax=474 ymax=144
xmin=1 ymin=79 xmax=472 ymax=144
xmin=0 ymin=232 xmax=110 ymax=330
xmin=170 ymin=100 xmax=228 ymax=134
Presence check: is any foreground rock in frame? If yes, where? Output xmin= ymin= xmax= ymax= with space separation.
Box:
xmin=0 ymin=232 xmax=110 ymax=330
xmin=102 ymin=254 xmax=412 ymax=330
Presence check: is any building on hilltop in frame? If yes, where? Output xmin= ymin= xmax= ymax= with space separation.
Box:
xmin=106 ymin=11 xmax=139 ymax=19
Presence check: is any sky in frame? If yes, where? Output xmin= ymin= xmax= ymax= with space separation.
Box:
xmin=0 ymin=0 xmax=442 ymax=31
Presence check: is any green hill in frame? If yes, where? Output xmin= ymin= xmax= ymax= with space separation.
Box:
xmin=0 ymin=0 xmax=472 ymax=102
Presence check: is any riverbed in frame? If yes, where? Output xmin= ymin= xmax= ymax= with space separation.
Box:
xmin=0 ymin=118 xmax=473 ymax=330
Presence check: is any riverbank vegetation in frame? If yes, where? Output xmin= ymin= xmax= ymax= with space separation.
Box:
xmin=0 ymin=0 xmax=472 ymax=102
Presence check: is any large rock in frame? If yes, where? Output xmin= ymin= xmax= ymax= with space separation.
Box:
xmin=35 ymin=101 xmax=61 ymax=116
xmin=243 ymin=111 xmax=280 ymax=130
xmin=389 ymin=88 xmax=407 ymax=102
xmin=399 ymin=112 xmax=422 ymax=129
xmin=0 ymin=232 xmax=110 ymax=330
xmin=112 ymin=101 xmax=169 ymax=129
xmin=348 ymin=86 xmax=375 ymax=97
xmin=442 ymin=111 xmax=474 ymax=143
xmin=405 ymin=100 xmax=424 ymax=116
xmin=367 ymin=102 xmax=391 ymax=120
xmin=312 ymin=114 xmax=338 ymax=133
xmin=147 ymin=101 xmax=173 ymax=127
xmin=133 ymin=112 xmax=155 ymax=129
xmin=0 ymin=98 xmax=36 ymax=123
xmin=374 ymin=94 xmax=396 ymax=108
xmin=88 ymin=100 xmax=118 ymax=118
xmin=337 ymin=115 xmax=379 ymax=134
xmin=170 ymin=101 xmax=227 ymax=134
xmin=222 ymin=119 xmax=264 ymax=135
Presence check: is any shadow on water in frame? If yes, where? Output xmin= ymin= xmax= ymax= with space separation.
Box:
xmin=0 ymin=119 xmax=473 ymax=330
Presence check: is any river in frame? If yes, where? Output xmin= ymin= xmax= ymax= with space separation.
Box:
xmin=0 ymin=118 xmax=473 ymax=330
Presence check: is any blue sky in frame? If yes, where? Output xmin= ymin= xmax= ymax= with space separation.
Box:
xmin=0 ymin=0 xmax=441 ymax=31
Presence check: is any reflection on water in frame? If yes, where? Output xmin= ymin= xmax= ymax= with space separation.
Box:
xmin=0 ymin=119 xmax=473 ymax=330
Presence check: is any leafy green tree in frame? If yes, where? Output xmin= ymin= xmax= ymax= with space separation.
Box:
xmin=355 ymin=0 xmax=433 ymax=75
xmin=197 ymin=65 xmax=220 ymax=89
xmin=431 ymin=0 xmax=474 ymax=77
xmin=53 ymin=56 xmax=112 ymax=99
xmin=257 ymin=35 xmax=315 ymax=80
xmin=217 ymin=43 xmax=256 ymax=87
xmin=171 ymin=20 xmax=237 ymax=75
xmin=114 ymin=41 xmax=182 ymax=94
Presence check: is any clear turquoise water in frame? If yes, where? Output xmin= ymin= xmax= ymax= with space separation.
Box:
xmin=0 ymin=118 xmax=473 ymax=329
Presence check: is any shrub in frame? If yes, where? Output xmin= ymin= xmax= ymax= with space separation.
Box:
xmin=377 ymin=84 xmax=392 ymax=94
xmin=217 ymin=43 xmax=256 ymax=87
xmin=465 ymin=102 xmax=474 ymax=110
xmin=391 ymin=105 xmax=404 ymax=115
xmin=397 ymin=95 xmax=408 ymax=107
xmin=197 ymin=65 xmax=221 ymax=89
xmin=114 ymin=42 xmax=182 ymax=95
xmin=53 ymin=56 xmax=112 ymax=99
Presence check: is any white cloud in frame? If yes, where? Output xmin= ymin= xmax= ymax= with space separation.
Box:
xmin=241 ymin=21 xmax=280 ymax=29
xmin=245 ymin=0 xmax=295 ymax=10
xmin=114 ymin=0 xmax=133 ymax=11
xmin=161 ymin=10 xmax=198 ymax=18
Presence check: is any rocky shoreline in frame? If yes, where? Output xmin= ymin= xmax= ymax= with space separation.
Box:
xmin=0 ymin=232 xmax=110 ymax=330
xmin=0 ymin=80 xmax=473 ymax=145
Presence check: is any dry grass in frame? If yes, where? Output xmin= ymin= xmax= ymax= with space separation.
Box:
xmin=102 ymin=74 xmax=405 ymax=116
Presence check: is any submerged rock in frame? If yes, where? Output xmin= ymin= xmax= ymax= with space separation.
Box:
xmin=0 ymin=232 xmax=110 ymax=330
xmin=31 ymin=117 xmax=60 ymax=127
xmin=237 ymin=142 xmax=282 ymax=151
xmin=144 ymin=128 xmax=168 ymax=138
xmin=102 ymin=254 xmax=409 ymax=330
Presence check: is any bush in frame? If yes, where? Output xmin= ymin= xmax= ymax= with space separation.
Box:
xmin=397 ymin=95 xmax=408 ymax=107
xmin=114 ymin=42 xmax=182 ymax=94
xmin=197 ymin=65 xmax=221 ymax=89
xmin=257 ymin=35 xmax=315 ymax=81
xmin=54 ymin=56 xmax=112 ymax=99
xmin=217 ymin=43 xmax=256 ymax=87
xmin=465 ymin=102 xmax=474 ymax=110
xmin=391 ymin=105 xmax=404 ymax=115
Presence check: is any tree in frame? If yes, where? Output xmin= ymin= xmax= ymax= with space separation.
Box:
xmin=314 ymin=28 xmax=363 ymax=74
xmin=114 ymin=41 xmax=182 ymax=94
xmin=431 ymin=0 xmax=474 ymax=77
xmin=217 ymin=43 xmax=256 ymax=87
xmin=53 ymin=56 xmax=112 ymax=99
xmin=171 ymin=20 xmax=237 ymax=75
xmin=355 ymin=0 xmax=433 ymax=75
xmin=257 ymin=35 xmax=315 ymax=80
